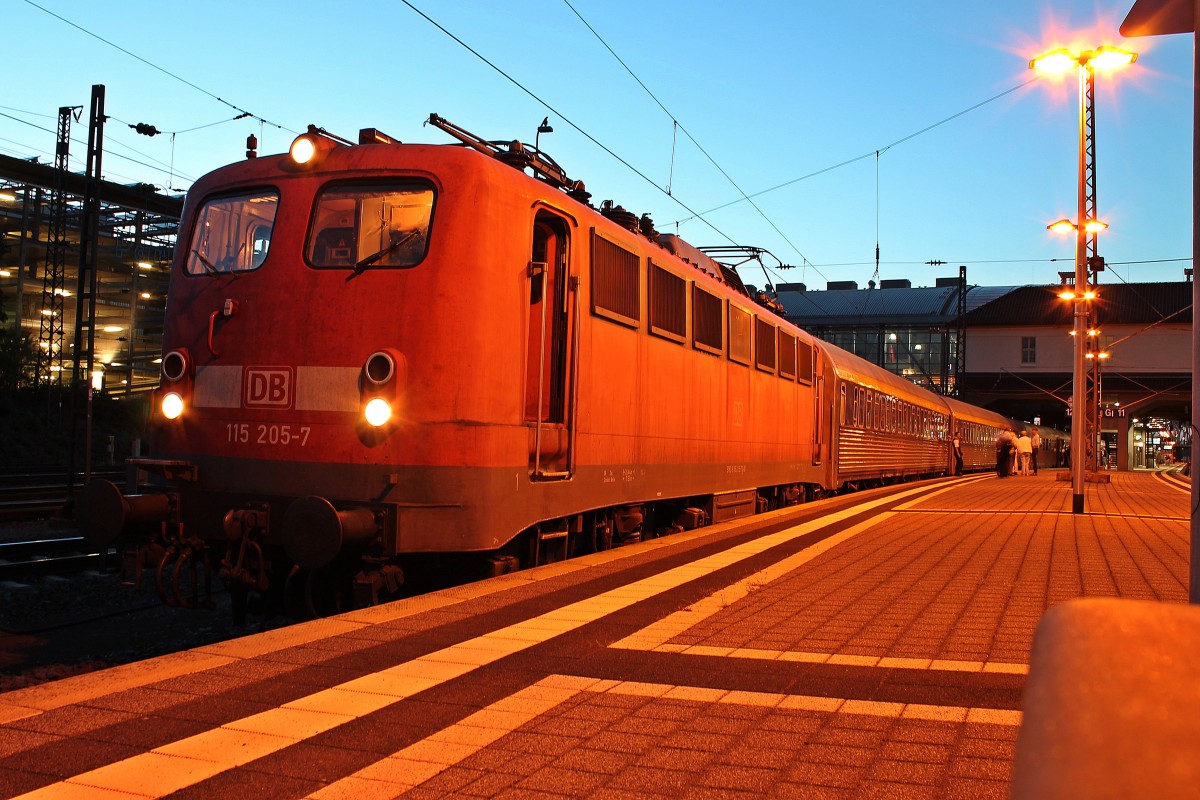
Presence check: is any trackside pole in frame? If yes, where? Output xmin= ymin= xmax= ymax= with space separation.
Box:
xmin=1119 ymin=0 xmax=1199 ymax=602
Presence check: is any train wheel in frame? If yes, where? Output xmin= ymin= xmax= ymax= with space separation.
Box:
xmin=283 ymin=563 xmax=355 ymax=619
xmin=172 ymin=547 xmax=215 ymax=610
xmin=304 ymin=564 xmax=354 ymax=618
xmin=155 ymin=546 xmax=180 ymax=605
xmin=283 ymin=566 xmax=311 ymax=619
xmin=588 ymin=514 xmax=613 ymax=554
xmin=229 ymin=582 xmax=249 ymax=626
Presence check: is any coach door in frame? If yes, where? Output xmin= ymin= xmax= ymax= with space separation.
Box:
xmin=525 ymin=211 xmax=576 ymax=479
xmin=813 ymin=374 xmax=825 ymax=466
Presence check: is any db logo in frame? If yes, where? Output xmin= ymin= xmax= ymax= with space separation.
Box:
xmin=244 ymin=367 xmax=293 ymax=408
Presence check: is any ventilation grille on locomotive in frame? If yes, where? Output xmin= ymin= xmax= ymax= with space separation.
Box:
xmin=591 ymin=230 xmax=640 ymax=327
xmin=692 ymin=285 xmax=724 ymax=356
xmin=755 ymin=317 xmax=776 ymax=372
xmin=778 ymin=330 xmax=797 ymax=379
xmin=797 ymin=339 xmax=814 ymax=384
xmin=728 ymin=305 xmax=752 ymax=365
xmin=649 ymin=261 xmax=687 ymax=343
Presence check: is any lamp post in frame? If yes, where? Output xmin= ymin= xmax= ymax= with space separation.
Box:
xmin=1031 ymin=46 xmax=1136 ymax=514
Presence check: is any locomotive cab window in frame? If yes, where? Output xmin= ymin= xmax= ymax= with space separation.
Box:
xmin=307 ymin=181 xmax=434 ymax=270
xmin=186 ymin=190 xmax=279 ymax=275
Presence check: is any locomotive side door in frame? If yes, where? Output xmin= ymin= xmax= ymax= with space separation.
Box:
xmin=525 ymin=211 xmax=576 ymax=479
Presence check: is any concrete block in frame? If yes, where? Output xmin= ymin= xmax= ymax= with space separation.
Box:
xmin=1011 ymin=598 xmax=1200 ymax=799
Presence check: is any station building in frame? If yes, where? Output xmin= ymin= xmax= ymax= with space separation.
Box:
xmin=778 ymin=276 xmax=1193 ymax=470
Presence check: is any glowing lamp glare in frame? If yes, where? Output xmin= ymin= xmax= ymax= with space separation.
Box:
xmin=290 ymin=136 xmax=317 ymax=164
xmin=364 ymin=397 xmax=392 ymax=427
xmin=161 ymin=392 xmax=185 ymax=420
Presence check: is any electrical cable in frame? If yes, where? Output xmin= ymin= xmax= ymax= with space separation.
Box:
xmin=560 ymin=0 xmax=814 ymax=270
xmin=672 ymin=80 xmax=1038 ymax=226
xmin=21 ymin=0 xmax=294 ymax=136
xmin=398 ymin=0 xmax=739 ymax=247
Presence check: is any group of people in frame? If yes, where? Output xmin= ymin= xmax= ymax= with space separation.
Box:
xmin=995 ymin=427 xmax=1041 ymax=477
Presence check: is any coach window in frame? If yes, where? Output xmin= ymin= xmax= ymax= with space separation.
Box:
xmin=186 ymin=190 xmax=279 ymax=275
xmin=307 ymin=181 xmax=434 ymax=270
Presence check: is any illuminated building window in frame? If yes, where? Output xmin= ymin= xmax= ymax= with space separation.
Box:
xmin=1021 ymin=336 xmax=1037 ymax=364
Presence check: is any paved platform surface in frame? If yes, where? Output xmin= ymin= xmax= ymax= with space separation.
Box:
xmin=0 ymin=469 xmax=1189 ymax=800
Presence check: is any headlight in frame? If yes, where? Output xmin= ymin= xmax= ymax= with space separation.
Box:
xmin=364 ymin=397 xmax=392 ymax=427
xmin=290 ymin=135 xmax=318 ymax=165
xmin=288 ymin=126 xmax=343 ymax=168
xmin=161 ymin=392 xmax=185 ymax=420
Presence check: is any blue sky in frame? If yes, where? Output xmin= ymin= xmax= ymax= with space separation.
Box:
xmin=3 ymin=0 xmax=1192 ymax=290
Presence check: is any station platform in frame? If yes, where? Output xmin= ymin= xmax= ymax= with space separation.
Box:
xmin=0 ymin=469 xmax=1190 ymax=800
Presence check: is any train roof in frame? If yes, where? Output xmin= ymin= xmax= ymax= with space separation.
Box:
xmin=190 ymin=120 xmax=778 ymax=311
xmin=816 ymin=339 xmax=951 ymax=412
xmin=942 ymin=396 xmax=1014 ymax=429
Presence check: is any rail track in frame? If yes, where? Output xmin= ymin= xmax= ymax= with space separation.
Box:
xmin=0 ymin=466 xmax=126 ymax=522
xmin=0 ymin=536 xmax=118 ymax=581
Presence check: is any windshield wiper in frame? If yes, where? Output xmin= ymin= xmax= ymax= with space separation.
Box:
xmin=191 ymin=249 xmax=239 ymax=280
xmin=347 ymin=230 xmax=420 ymax=280
xmin=192 ymin=249 xmax=221 ymax=276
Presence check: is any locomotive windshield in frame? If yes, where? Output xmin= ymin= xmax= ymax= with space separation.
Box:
xmin=306 ymin=181 xmax=434 ymax=271
xmin=185 ymin=190 xmax=278 ymax=275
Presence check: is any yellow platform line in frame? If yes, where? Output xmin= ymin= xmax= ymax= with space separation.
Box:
xmin=609 ymin=481 xmax=1029 ymax=673
xmin=304 ymin=674 xmax=1022 ymax=799
xmin=895 ymin=508 xmax=1189 ymax=522
xmin=1154 ymin=472 xmax=1192 ymax=496
xmin=11 ymin=482 xmax=948 ymax=800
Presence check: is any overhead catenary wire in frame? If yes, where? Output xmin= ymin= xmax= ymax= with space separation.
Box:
xmin=560 ymin=0 xmax=814 ymax=273
xmin=1 ymin=107 xmax=195 ymax=186
xmin=22 ymin=0 xmax=292 ymax=136
xmin=674 ymin=79 xmax=1039 ymax=228
xmin=398 ymin=0 xmax=740 ymax=248
xmin=9 ymin=3 xmax=1188 ymax=286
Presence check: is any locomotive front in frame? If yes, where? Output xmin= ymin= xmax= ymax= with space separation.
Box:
xmin=81 ymin=126 xmax=536 ymax=610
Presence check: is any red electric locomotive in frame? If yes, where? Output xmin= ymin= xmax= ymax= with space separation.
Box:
xmin=80 ymin=115 xmax=1027 ymax=615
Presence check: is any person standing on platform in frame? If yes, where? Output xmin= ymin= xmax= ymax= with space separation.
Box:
xmin=996 ymin=428 xmax=1016 ymax=477
xmin=1016 ymin=430 xmax=1033 ymax=476
xmin=1030 ymin=427 xmax=1041 ymax=474
xmin=952 ymin=431 xmax=964 ymax=476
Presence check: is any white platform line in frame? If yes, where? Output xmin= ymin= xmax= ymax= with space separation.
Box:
xmin=11 ymin=482 xmax=946 ymax=800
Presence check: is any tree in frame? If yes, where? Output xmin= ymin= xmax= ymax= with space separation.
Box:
xmin=0 ymin=327 xmax=38 ymax=390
